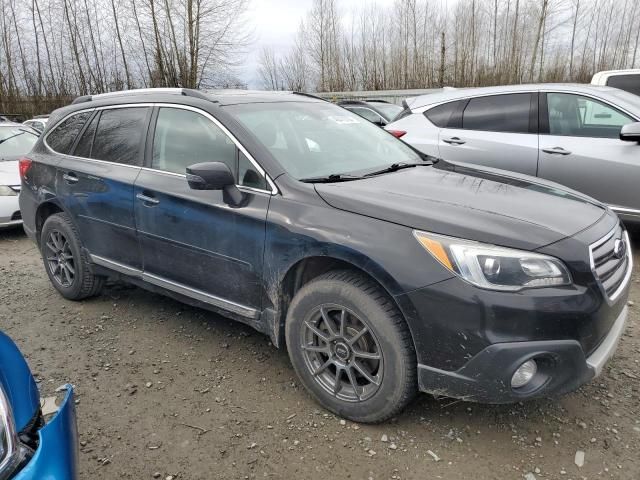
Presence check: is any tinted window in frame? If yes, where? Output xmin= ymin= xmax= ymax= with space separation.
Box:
xmin=238 ymin=151 xmax=268 ymax=190
xmin=372 ymin=103 xmax=403 ymax=121
xmin=152 ymin=108 xmax=237 ymax=176
xmin=47 ymin=111 xmax=91 ymax=153
xmin=462 ymin=94 xmax=531 ymax=133
xmin=547 ymin=93 xmax=633 ymax=138
xmin=606 ymin=74 xmax=640 ymax=96
xmin=73 ymin=113 xmax=99 ymax=158
xmin=425 ymin=101 xmax=459 ymax=127
xmin=91 ymin=108 xmax=148 ymax=165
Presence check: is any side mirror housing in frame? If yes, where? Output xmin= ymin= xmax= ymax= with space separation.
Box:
xmin=620 ymin=122 xmax=640 ymax=143
xmin=186 ymin=162 xmax=235 ymax=190
xmin=185 ymin=162 xmax=246 ymax=207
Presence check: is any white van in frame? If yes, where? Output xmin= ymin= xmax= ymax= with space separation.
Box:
xmin=591 ymin=69 xmax=640 ymax=96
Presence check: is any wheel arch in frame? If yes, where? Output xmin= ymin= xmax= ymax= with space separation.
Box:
xmin=34 ymin=199 xmax=66 ymax=244
xmin=269 ymin=253 xmax=418 ymax=358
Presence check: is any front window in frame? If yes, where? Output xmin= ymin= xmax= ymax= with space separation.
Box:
xmin=0 ymin=127 xmax=38 ymax=158
xmin=225 ymin=102 xmax=422 ymax=180
xmin=547 ymin=93 xmax=634 ymax=139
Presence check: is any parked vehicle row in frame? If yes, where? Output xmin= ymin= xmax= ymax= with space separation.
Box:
xmin=0 ymin=120 xmax=38 ymax=228
xmin=386 ymin=83 xmax=640 ymax=224
xmin=18 ymin=88 xmax=631 ymax=426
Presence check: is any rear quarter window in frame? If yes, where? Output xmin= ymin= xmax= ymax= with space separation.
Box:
xmin=91 ymin=107 xmax=149 ymax=166
xmin=424 ymin=101 xmax=462 ymax=127
xmin=46 ymin=111 xmax=92 ymax=154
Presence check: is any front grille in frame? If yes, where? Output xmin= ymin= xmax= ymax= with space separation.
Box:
xmin=590 ymin=225 xmax=632 ymax=301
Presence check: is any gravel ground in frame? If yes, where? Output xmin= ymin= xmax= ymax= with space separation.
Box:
xmin=0 ymin=227 xmax=638 ymax=480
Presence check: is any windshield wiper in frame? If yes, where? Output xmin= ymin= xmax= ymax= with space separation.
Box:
xmin=0 ymin=132 xmax=25 ymax=146
xmin=363 ymin=162 xmax=432 ymax=177
xmin=299 ymin=173 xmax=364 ymax=183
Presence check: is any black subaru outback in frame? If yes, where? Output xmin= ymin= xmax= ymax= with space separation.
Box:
xmin=19 ymin=89 xmax=631 ymax=423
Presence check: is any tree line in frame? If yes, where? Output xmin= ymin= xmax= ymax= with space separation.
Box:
xmin=1 ymin=0 xmax=250 ymax=117
xmin=258 ymin=0 xmax=640 ymax=92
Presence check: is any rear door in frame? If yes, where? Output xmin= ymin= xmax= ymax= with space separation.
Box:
xmin=54 ymin=105 xmax=151 ymax=270
xmin=133 ymin=105 xmax=271 ymax=317
xmin=538 ymin=92 xmax=639 ymax=214
xmin=437 ymin=93 xmax=539 ymax=176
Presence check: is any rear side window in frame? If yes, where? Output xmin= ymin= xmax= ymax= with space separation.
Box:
xmin=606 ymin=74 xmax=640 ymax=96
xmin=346 ymin=107 xmax=383 ymax=124
xmin=462 ymin=94 xmax=532 ymax=133
xmin=46 ymin=111 xmax=92 ymax=154
xmin=91 ymin=108 xmax=149 ymax=165
xmin=424 ymin=101 xmax=461 ymax=127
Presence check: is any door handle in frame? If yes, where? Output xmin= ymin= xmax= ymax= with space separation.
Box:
xmin=62 ymin=172 xmax=79 ymax=184
xmin=442 ymin=137 xmax=466 ymax=145
xmin=542 ymin=147 xmax=572 ymax=155
xmin=136 ymin=192 xmax=160 ymax=205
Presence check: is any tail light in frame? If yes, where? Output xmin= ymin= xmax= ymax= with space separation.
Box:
xmin=19 ymin=157 xmax=32 ymax=180
xmin=388 ymin=130 xmax=407 ymax=138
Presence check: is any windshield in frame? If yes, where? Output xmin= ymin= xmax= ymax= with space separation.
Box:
xmin=373 ymin=103 xmax=403 ymax=120
xmin=0 ymin=127 xmax=38 ymax=158
xmin=226 ymin=102 xmax=422 ymax=180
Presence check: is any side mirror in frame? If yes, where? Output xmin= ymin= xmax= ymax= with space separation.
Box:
xmin=186 ymin=162 xmax=234 ymax=190
xmin=620 ymin=122 xmax=640 ymax=143
xmin=185 ymin=162 xmax=245 ymax=207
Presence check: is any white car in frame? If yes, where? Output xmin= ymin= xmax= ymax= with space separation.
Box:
xmin=23 ymin=115 xmax=49 ymax=134
xmin=0 ymin=122 xmax=39 ymax=228
xmin=386 ymin=83 xmax=640 ymax=224
xmin=591 ymin=69 xmax=640 ymax=96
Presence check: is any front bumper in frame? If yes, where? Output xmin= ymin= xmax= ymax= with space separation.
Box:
xmin=416 ymin=305 xmax=627 ymax=403
xmin=13 ymin=386 xmax=78 ymax=480
xmin=0 ymin=195 xmax=22 ymax=228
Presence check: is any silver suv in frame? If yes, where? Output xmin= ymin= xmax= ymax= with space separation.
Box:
xmin=387 ymin=84 xmax=640 ymax=224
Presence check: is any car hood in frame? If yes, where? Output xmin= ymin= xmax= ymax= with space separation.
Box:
xmin=0 ymin=332 xmax=40 ymax=432
xmin=314 ymin=162 xmax=608 ymax=251
xmin=0 ymin=160 xmax=19 ymax=185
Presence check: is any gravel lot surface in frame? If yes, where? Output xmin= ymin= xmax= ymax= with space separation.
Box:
xmin=1 ymin=227 xmax=638 ymax=480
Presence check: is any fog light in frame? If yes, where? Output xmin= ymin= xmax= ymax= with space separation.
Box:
xmin=511 ymin=360 xmax=537 ymax=388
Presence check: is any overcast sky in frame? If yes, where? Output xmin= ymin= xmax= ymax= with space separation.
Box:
xmin=241 ymin=0 xmax=396 ymax=88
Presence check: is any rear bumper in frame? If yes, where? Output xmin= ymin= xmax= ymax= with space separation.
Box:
xmin=417 ymin=306 xmax=627 ymax=403
xmin=13 ymin=386 xmax=78 ymax=480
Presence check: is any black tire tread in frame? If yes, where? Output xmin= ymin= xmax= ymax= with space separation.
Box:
xmin=287 ymin=269 xmax=417 ymax=423
xmin=41 ymin=212 xmax=104 ymax=300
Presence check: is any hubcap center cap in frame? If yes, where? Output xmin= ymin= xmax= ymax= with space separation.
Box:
xmin=334 ymin=341 xmax=351 ymax=361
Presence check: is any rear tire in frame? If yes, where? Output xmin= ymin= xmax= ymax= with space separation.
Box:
xmin=40 ymin=213 xmax=104 ymax=300
xmin=285 ymin=270 xmax=417 ymax=423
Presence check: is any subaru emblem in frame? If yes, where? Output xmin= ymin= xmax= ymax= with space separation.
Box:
xmin=613 ymin=238 xmax=626 ymax=259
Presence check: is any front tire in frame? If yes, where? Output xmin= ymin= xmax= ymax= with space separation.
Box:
xmin=40 ymin=213 xmax=104 ymax=300
xmin=285 ymin=270 xmax=417 ymax=423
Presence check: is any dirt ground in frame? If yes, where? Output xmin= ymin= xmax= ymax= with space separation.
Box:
xmin=0 ymin=227 xmax=638 ymax=480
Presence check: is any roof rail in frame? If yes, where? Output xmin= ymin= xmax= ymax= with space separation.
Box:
xmin=71 ymin=88 xmax=212 ymax=105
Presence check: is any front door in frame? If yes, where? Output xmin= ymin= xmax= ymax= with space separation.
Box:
xmin=438 ymin=93 xmax=539 ymax=176
xmin=134 ymin=106 xmax=271 ymax=318
xmin=537 ymin=92 xmax=640 ymax=216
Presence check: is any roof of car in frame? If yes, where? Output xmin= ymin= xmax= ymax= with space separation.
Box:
xmin=407 ymin=83 xmax=625 ymax=109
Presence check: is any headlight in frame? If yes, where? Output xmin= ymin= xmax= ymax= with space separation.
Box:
xmin=414 ymin=231 xmax=572 ymax=291
xmin=0 ymin=385 xmax=20 ymax=476
xmin=0 ymin=186 xmax=16 ymax=197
